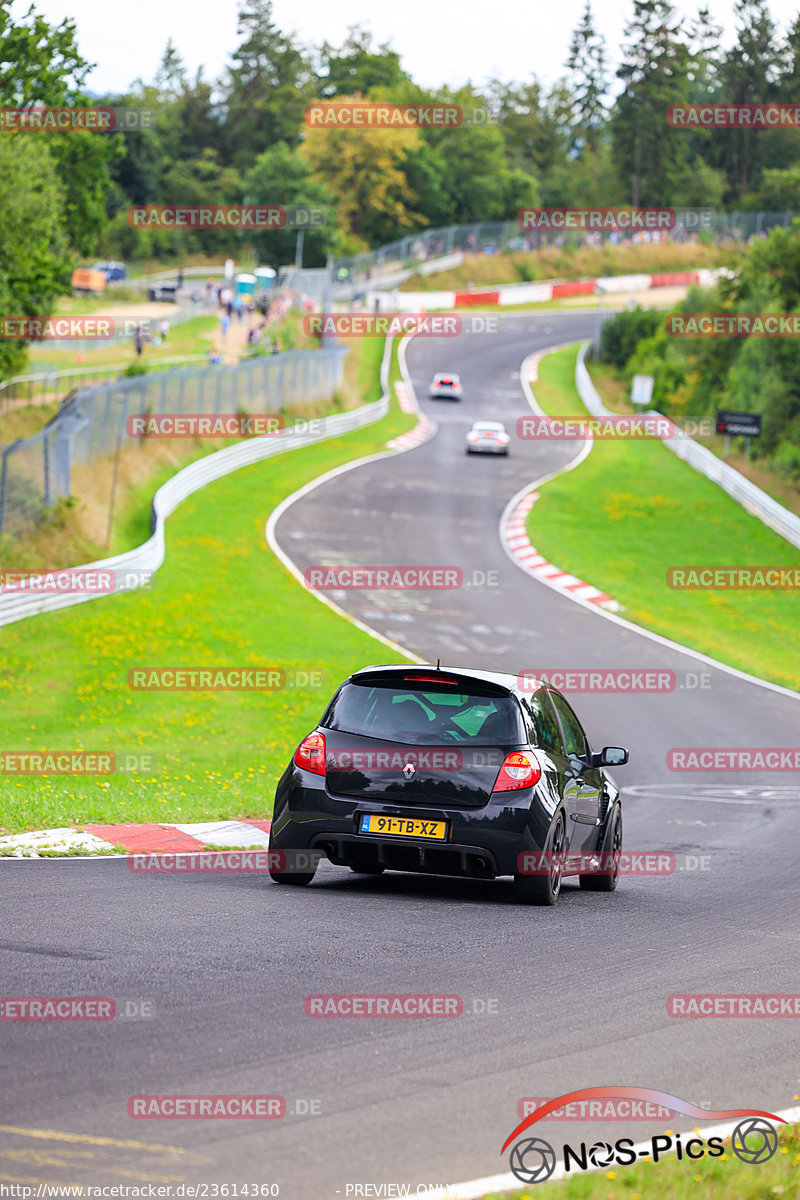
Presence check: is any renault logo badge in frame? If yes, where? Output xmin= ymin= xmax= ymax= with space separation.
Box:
xmin=403 ymin=762 xmax=416 ymax=779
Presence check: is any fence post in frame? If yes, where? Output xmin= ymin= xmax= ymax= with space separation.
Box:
xmin=0 ymin=441 xmax=21 ymax=535
xmin=43 ymin=431 xmax=51 ymax=508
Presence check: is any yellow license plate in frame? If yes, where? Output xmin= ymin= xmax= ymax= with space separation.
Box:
xmin=359 ymin=814 xmax=448 ymax=840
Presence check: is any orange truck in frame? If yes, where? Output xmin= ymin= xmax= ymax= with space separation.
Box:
xmin=71 ymin=267 xmax=106 ymax=295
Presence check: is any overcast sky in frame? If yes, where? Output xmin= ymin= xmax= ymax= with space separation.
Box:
xmin=17 ymin=0 xmax=800 ymax=95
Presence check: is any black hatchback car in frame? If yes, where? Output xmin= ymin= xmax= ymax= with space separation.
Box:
xmin=268 ymin=664 xmax=629 ymax=905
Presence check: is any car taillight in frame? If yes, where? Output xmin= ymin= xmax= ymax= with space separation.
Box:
xmin=294 ymin=731 xmax=326 ymax=775
xmin=404 ymin=673 xmax=459 ymax=685
xmin=492 ymin=751 xmax=541 ymax=792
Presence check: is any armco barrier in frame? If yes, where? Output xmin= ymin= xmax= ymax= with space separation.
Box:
xmin=454 ymin=290 xmax=500 ymax=306
xmin=575 ymin=342 xmax=800 ymax=552
xmin=0 ymin=344 xmax=394 ymax=628
xmin=649 ymin=271 xmax=700 ymax=288
xmin=552 ymin=280 xmax=596 ymax=299
xmin=379 ymin=268 xmax=726 ymax=313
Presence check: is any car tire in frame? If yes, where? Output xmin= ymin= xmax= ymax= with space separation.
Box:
xmin=513 ymin=813 xmax=566 ymax=906
xmin=268 ymin=843 xmax=317 ymax=887
xmin=579 ymin=805 xmax=621 ymax=892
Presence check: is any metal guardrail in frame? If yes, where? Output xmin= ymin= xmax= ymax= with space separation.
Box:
xmin=0 ymin=342 xmax=393 ymax=628
xmin=575 ymin=342 xmax=800 ymax=552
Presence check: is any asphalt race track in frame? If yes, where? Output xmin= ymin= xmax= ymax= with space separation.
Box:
xmin=3 ymin=312 xmax=800 ymax=1196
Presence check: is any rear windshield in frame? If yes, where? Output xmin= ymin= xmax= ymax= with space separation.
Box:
xmin=322 ymin=682 xmax=523 ymax=745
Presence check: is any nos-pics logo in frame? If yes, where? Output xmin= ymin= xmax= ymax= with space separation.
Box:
xmin=502 ymin=1087 xmax=783 ymax=1184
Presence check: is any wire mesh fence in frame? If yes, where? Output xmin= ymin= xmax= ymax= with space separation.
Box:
xmin=333 ymin=212 xmax=798 ymax=285
xmin=0 ymin=345 xmax=346 ymax=540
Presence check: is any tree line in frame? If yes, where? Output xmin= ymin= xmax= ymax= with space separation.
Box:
xmin=4 ymin=0 xmax=800 ymax=377
xmin=598 ymin=218 xmax=800 ymax=484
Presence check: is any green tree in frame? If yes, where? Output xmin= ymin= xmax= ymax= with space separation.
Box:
xmin=0 ymin=3 xmax=119 ymax=255
xmin=224 ymin=0 xmax=314 ymax=167
xmin=489 ymin=78 xmax=568 ymax=178
xmin=565 ymin=1 xmax=609 ymax=154
xmin=316 ymin=27 xmax=409 ymax=98
xmin=720 ymin=0 xmax=783 ymax=194
xmin=0 ymin=137 xmax=67 ymax=378
xmin=300 ymin=96 xmax=425 ymax=247
xmin=243 ymin=142 xmax=337 ymax=265
xmin=612 ymin=0 xmax=692 ymax=205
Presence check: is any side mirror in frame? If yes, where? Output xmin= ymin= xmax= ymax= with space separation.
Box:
xmin=598 ymin=746 xmax=629 ymax=767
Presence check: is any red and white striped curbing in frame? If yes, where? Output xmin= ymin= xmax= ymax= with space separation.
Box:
xmin=378 ymin=268 xmax=721 ymax=312
xmin=386 ymin=381 xmax=436 ymax=450
xmin=0 ymin=819 xmax=273 ymax=858
xmin=502 ymin=491 xmax=615 ymax=607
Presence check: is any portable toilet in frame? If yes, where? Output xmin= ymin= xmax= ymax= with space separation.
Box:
xmin=254 ymin=267 xmax=277 ymax=297
xmin=235 ymin=272 xmax=256 ymax=298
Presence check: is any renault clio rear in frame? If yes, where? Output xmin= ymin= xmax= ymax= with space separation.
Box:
xmin=268 ymin=664 xmax=629 ymax=905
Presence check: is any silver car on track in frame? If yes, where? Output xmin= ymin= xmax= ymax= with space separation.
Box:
xmin=465 ymin=421 xmax=510 ymax=455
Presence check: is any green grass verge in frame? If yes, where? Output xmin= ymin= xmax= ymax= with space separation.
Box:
xmin=488 ymin=1120 xmax=799 ymax=1200
xmin=587 ymin=358 xmax=800 ymax=521
xmin=527 ymin=345 xmax=800 ymax=691
xmin=0 ymin=339 xmax=415 ymax=835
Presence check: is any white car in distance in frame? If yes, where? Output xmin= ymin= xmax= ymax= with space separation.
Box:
xmin=465 ymin=421 xmax=510 ymax=456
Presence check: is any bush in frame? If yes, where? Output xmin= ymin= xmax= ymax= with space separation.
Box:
xmin=771 ymin=440 xmax=800 ymax=483
xmin=599 ymin=307 xmax=662 ymax=370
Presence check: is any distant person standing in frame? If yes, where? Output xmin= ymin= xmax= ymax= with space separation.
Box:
xmin=159 ymin=318 xmax=170 ymax=342
xmin=134 ymin=324 xmax=144 ymax=357
xmin=220 ymin=313 xmax=230 ymax=341
xmin=177 ymin=266 xmax=184 ymax=290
